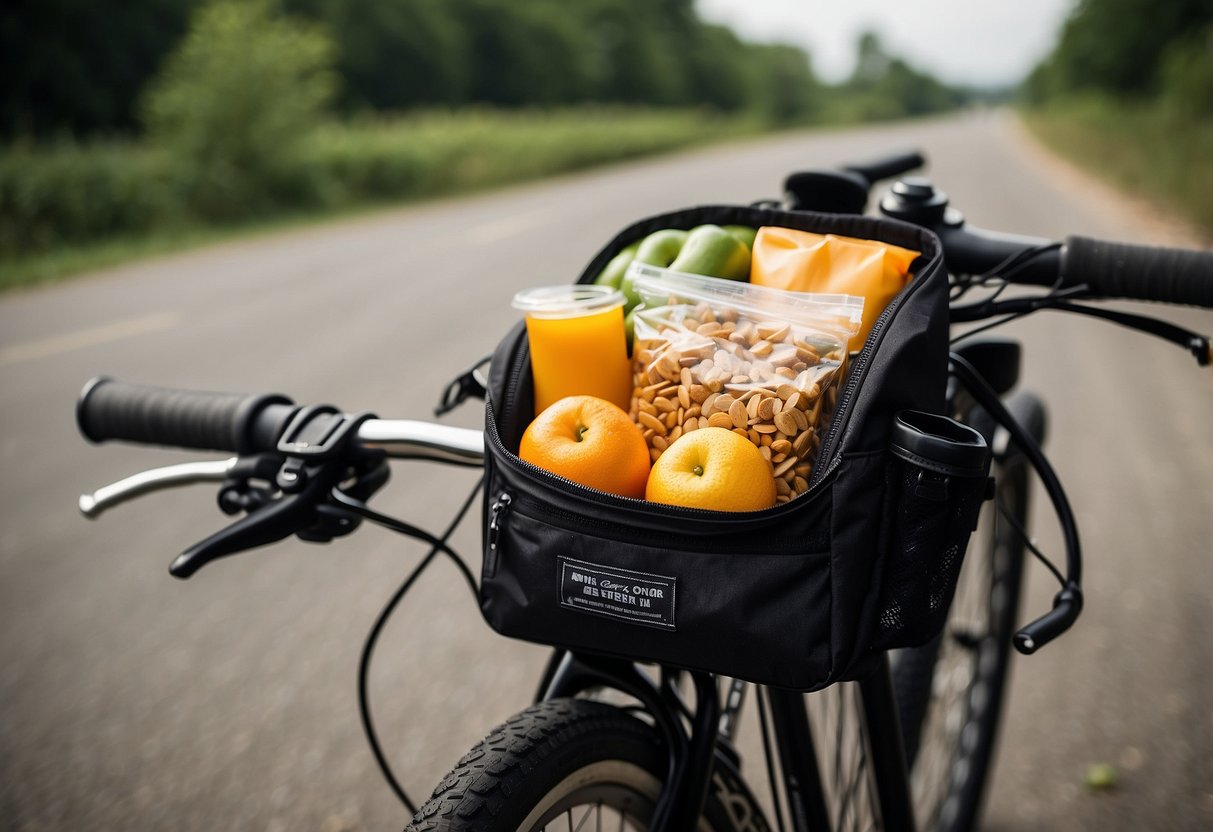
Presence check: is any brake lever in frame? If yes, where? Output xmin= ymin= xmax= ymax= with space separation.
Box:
xmin=89 ymin=406 xmax=387 ymax=578
xmin=170 ymin=452 xmax=389 ymax=578
xmin=169 ymin=466 xmax=331 ymax=578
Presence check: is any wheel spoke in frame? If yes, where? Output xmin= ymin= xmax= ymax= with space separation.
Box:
xmin=571 ymin=806 xmax=594 ymax=832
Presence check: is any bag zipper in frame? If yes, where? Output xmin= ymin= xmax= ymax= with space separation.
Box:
xmin=500 ymin=324 xmax=530 ymax=416
xmin=484 ymin=491 xmax=512 ymax=577
xmin=497 ymin=488 xmax=810 ymax=553
xmin=808 ymin=256 xmax=936 ymax=489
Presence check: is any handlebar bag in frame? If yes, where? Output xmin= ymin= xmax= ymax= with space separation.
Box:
xmin=479 ymin=204 xmax=976 ymax=691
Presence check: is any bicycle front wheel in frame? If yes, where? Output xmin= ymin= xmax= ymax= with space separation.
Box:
xmin=406 ymin=698 xmax=767 ymax=832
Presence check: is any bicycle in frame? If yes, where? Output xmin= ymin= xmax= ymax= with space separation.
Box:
xmin=74 ymin=151 xmax=1213 ymax=832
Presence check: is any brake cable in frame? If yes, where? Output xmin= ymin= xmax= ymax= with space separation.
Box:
xmin=949 ymin=353 xmax=1083 ymax=654
xmin=330 ymin=476 xmax=484 ymax=815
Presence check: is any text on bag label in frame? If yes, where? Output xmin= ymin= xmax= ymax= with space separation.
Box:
xmin=558 ymin=556 xmax=676 ymax=630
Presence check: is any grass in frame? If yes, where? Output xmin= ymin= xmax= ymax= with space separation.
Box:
xmin=1020 ymin=96 xmax=1213 ymax=240
xmin=0 ymin=107 xmax=766 ymax=292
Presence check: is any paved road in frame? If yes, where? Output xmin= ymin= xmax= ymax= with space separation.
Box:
xmin=1 ymin=111 xmax=1210 ymax=831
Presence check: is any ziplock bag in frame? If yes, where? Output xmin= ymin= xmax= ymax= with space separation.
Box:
xmin=628 ymin=266 xmax=863 ymax=500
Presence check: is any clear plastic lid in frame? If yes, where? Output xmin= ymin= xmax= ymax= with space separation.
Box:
xmin=511 ymin=284 xmax=625 ymax=319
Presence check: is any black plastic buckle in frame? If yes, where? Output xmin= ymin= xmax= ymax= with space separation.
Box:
xmin=435 ymin=356 xmax=490 ymax=416
xmin=276 ymin=405 xmax=375 ymax=459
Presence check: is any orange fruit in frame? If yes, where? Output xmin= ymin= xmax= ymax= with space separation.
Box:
xmin=645 ymin=428 xmax=776 ymax=512
xmin=520 ymin=395 xmax=650 ymax=498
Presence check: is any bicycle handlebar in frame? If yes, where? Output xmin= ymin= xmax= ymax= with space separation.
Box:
xmin=78 ymin=377 xmax=484 ymax=462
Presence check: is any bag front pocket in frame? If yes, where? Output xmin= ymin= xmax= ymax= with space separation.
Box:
xmin=480 ymin=484 xmax=838 ymax=690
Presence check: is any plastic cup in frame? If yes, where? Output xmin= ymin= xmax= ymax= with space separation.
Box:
xmin=512 ymin=285 xmax=633 ymax=416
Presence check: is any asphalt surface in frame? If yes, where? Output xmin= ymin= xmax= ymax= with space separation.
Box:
xmin=1 ymin=111 xmax=1211 ymax=831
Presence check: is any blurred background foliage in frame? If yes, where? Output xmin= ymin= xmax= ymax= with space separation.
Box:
xmin=1 ymin=0 xmax=1209 ymax=283
xmin=1020 ymin=0 xmax=1212 ymax=233
xmin=0 ymin=0 xmax=967 ymax=273
xmin=1 ymin=0 xmax=962 ymax=140
xmin=141 ymin=0 xmax=338 ymax=220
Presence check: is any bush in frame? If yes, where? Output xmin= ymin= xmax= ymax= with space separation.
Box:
xmin=1159 ymin=25 xmax=1213 ymax=122
xmin=141 ymin=0 xmax=337 ymax=220
xmin=297 ymin=107 xmax=747 ymax=209
xmin=0 ymin=107 xmax=753 ymax=266
xmin=0 ymin=141 xmax=180 ymax=256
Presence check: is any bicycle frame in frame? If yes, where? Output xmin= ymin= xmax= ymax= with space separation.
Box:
xmin=536 ymin=647 xmax=914 ymax=832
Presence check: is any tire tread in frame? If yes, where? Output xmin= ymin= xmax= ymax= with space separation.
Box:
xmin=406 ymin=699 xmax=656 ymax=831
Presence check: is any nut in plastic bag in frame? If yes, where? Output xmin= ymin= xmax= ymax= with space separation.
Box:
xmin=628 ymin=264 xmax=864 ymax=502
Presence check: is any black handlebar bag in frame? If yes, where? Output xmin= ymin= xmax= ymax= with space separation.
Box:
xmin=479 ymin=205 xmax=981 ymax=691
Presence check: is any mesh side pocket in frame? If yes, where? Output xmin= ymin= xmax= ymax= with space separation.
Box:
xmin=872 ymin=411 xmax=991 ymax=651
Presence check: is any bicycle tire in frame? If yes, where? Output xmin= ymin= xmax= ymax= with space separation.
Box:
xmin=891 ymin=456 xmax=1030 ymax=832
xmin=406 ymin=698 xmax=768 ymax=832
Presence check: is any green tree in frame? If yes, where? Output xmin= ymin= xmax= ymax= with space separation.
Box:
xmin=0 ymin=0 xmax=194 ymax=139
xmin=836 ymin=31 xmax=963 ymax=121
xmin=141 ymin=0 xmax=337 ymax=218
xmin=746 ymin=43 xmax=822 ymax=124
xmin=852 ymin=31 xmax=893 ymax=88
xmin=1028 ymin=0 xmax=1212 ymax=97
xmin=1158 ymin=24 xmax=1213 ymax=120
xmin=454 ymin=0 xmax=597 ymax=106
xmin=570 ymin=0 xmax=691 ymax=105
xmin=682 ymin=24 xmax=757 ymax=113
xmin=285 ymin=0 xmax=472 ymax=110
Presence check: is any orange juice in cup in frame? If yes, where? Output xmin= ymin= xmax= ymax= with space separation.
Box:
xmin=512 ymin=285 xmax=633 ymax=416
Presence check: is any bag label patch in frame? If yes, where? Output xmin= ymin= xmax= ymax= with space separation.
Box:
xmin=558 ymin=556 xmax=676 ymax=631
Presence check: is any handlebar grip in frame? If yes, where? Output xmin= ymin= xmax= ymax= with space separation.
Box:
xmin=845 ymin=151 xmax=926 ymax=184
xmin=1063 ymin=236 xmax=1213 ymax=308
xmin=77 ymin=377 xmax=295 ymax=453
xmin=1014 ymin=584 xmax=1083 ymax=655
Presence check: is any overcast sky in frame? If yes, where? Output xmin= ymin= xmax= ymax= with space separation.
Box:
xmin=696 ymin=0 xmax=1077 ymax=87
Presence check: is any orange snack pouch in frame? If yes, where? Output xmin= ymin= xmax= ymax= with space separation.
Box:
xmin=750 ymin=227 xmax=919 ymax=347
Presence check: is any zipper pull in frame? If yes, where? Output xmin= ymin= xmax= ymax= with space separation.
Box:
xmin=485 ymin=492 xmax=512 ymax=578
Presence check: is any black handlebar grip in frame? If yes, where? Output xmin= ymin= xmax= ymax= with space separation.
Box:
xmin=845 ymin=151 xmax=926 ymax=184
xmin=1063 ymin=236 xmax=1213 ymax=308
xmin=1014 ymin=585 xmax=1083 ymax=655
xmin=77 ymin=377 xmax=296 ymax=453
